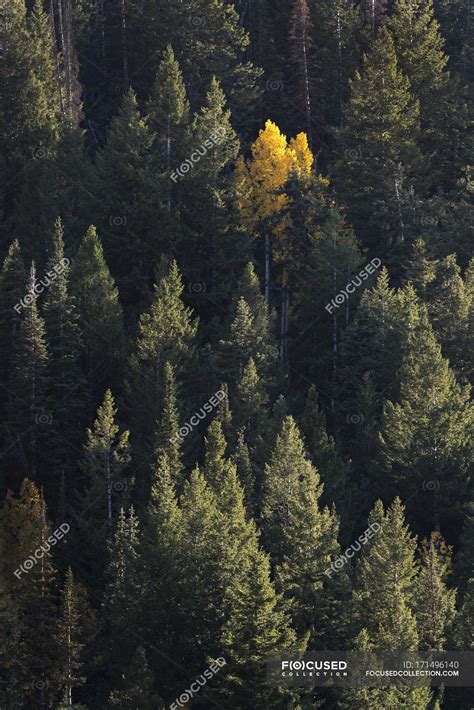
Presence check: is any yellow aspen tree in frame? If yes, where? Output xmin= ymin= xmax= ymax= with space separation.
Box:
xmin=236 ymin=119 xmax=313 ymax=303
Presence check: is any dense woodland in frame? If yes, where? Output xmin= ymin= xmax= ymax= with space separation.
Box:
xmin=0 ymin=0 xmax=473 ymax=708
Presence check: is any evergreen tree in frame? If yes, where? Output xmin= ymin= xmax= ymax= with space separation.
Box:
xmin=427 ymin=253 xmax=471 ymax=380
xmin=127 ymin=260 xmax=197 ymax=499
xmin=289 ymin=0 xmax=315 ymax=146
xmin=333 ymin=27 xmax=422 ymax=256
xmin=56 ymin=568 xmax=94 ymax=708
xmin=70 ymin=225 xmax=125 ymax=406
xmin=301 ymin=384 xmax=350 ymax=513
xmin=0 ymin=480 xmax=59 ymax=708
xmin=415 ymin=534 xmax=456 ymax=651
xmin=6 ymin=263 xmax=49 ymax=482
xmin=405 ymin=237 xmax=436 ymax=298
xmin=74 ymin=390 xmax=131 ymax=591
xmin=0 ymin=240 xmax=26 ymax=415
xmin=94 ymin=89 xmax=157 ymax=306
xmin=343 ymin=498 xmax=432 ymax=710
xmin=43 ymin=217 xmax=84 ymax=499
xmin=138 ymin=452 xmax=183 ymax=698
xmin=0 ymin=0 xmax=62 ymax=232
xmin=102 ymin=507 xmax=141 ymax=698
xmin=389 ymin=0 xmax=469 ymax=189
xmin=154 ymin=362 xmax=183 ymax=490
xmin=379 ymin=305 xmax=473 ymax=530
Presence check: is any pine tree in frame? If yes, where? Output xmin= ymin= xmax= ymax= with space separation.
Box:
xmin=427 ymin=253 xmax=471 ymax=380
xmin=102 ymin=507 xmax=141 ymax=695
xmin=234 ymin=358 xmax=269 ymax=448
xmin=94 ymin=89 xmax=157 ymax=307
xmin=379 ymin=305 xmax=473 ymax=530
xmin=0 ymin=240 xmax=26 ymax=411
xmin=127 ymin=260 xmax=197 ymax=497
xmin=137 ymin=452 xmax=183 ymax=698
xmin=154 ymin=362 xmax=183 ymax=490
xmin=389 ymin=0 xmax=468 ymax=189
xmin=415 ymin=534 xmax=456 ymax=651
xmin=343 ymin=499 xmax=432 ymax=709
xmin=56 ymin=568 xmax=93 ymax=707
xmin=147 ymin=45 xmax=190 ymax=178
xmin=333 ymin=27 xmax=422 ymax=255
xmin=301 ymin=384 xmax=350 ymax=511
xmin=43 ymin=217 xmax=84 ymax=497
xmin=6 ymin=263 xmax=49 ymax=482
xmin=0 ymin=480 xmax=60 ymax=707
xmin=70 ymin=225 xmax=125 ymax=405
xmin=74 ymin=390 xmax=131 ymax=591
xmin=405 ymin=238 xmax=436 ymax=298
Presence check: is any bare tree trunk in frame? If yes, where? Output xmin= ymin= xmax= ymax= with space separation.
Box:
xmin=120 ymin=0 xmax=129 ymax=85
xmin=264 ymin=233 xmax=271 ymax=304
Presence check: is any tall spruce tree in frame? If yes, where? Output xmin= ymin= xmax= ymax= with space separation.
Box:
xmin=333 ymin=27 xmax=422 ymax=256
xmin=6 ymin=263 xmax=49 ymax=483
xmin=74 ymin=390 xmax=131 ymax=591
xmin=378 ymin=305 xmax=473 ymax=531
xmin=127 ymin=260 xmax=197 ymax=501
xmin=70 ymin=225 xmax=125 ymax=409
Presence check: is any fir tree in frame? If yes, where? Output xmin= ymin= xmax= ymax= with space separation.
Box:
xmin=94 ymin=88 xmax=157 ymax=306
xmin=56 ymin=568 xmax=93 ymax=707
xmin=379 ymin=305 xmax=473 ymax=529
xmin=154 ymin=362 xmax=183 ymax=490
xmin=415 ymin=534 xmax=456 ymax=651
xmin=6 ymin=263 xmax=49 ymax=482
xmin=74 ymin=390 xmax=131 ymax=591
xmin=70 ymin=225 xmax=124 ymax=406
xmin=333 ymin=27 xmax=422 ymax=255
xmin=127 ymin=260 xmax=197 ymax=499
xmin=43 ymin=217 xmax=84 ymax=497
xmin=0 ymin=239 xmax=26 ymax=411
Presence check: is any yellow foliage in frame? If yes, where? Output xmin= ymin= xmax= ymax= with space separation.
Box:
xmin=236 ymin=120 xmax=313 ymax=234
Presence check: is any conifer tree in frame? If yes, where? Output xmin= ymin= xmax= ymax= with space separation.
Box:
xmin=427 ymin=253 xmax=471 ymax=379
xmin=301 ymin=384 xmax=350 ymax=510
xmin=379 ymin=306 xmax=473 ymax=529
xmin=405 ymin=237 xmax=436 ymax=298
xmin=127 ymin=260 xmax=197 ymax=495
xmin=74 ymin=390 xmax=131 ymax=590
xmin=344 ymin=499 xmax=432 ymax=709
xmin=70 ymin=225 xmax=124 ymax=405
xmin=147 ymin=45 xmax=190 ymax=181
xmin=154 ymin=362 xmax=183 ymax=490
xmin=333 ymin=27 xmax=421 ymax=254
xmin=415 ymin=535 xmax=456 ymax=651
xmin=6 ymin=263 xmax=49 ymax=481
xmin=0 ymin=481 xmax=59 ymax=707
xmin=95 ymin=88 xmax=156 ymax=306
xmin=138 ymin=452 xmax=183 ymax=697
xmin=0 ymin=240 xmax=26 ymax=407
xmin=234 ymin=358 xmax=269 ymax=448
xmin=43 ymin=218 xmax=84 ymax=495
xmin=102 ymin=507 xmax=141 ymax=695
xmin=389 ymin=0 xmax=468 ymax=188
xmin=56 ymin=568 xmax=94 ymax=708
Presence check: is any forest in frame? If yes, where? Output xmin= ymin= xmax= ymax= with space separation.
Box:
xmin=0 ymin=0 xmax=473 ymax=708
